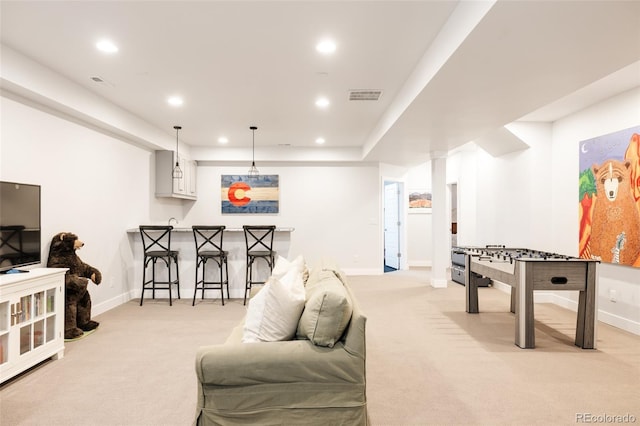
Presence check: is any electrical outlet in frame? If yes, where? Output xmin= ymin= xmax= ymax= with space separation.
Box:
xmin=609 ymin=289 xmax=617 ymax=303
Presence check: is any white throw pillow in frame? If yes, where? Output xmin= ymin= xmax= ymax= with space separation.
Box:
xmin=259 ymin=267 xmax=305 ymax=341
xmin=242 ymin=263 xmax=306 ymax=342
xmin=271 ymin=254 xmax=306 ymax=280
xmin=242 ymin=280 xmax=270 ymax=343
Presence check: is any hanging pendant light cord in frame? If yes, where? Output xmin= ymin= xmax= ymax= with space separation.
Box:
xmin=173 ymin=125 xmax=183 ymax=179
xmin=249 ymin=126 xmax=259 ymax=177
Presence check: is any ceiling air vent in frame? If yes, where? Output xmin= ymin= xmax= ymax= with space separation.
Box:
xmin=348 ymin=90 xmax=382 ymax=101
xmin=90 ymin=76 xmax=115 ymax=87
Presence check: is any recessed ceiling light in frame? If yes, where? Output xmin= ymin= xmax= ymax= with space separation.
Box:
xmin=96 ymin=39 xmax=118 ymax=53
xmin=316 ymin=39 xmax=336 ymax=54
xmin=167 ymin=96 xmax=183 ymax=107
xmin=315 ymin=97 xmax=330 ymax=108
xmin=315 ymin=137 xmax=326 ymax=145
xmin=218 ymin=137 xmax=229 ymax=144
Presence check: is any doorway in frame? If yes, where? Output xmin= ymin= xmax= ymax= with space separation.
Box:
xmin=384 ymin=180 xmax=403 ymax=272
xmin=449 ymin=183 xmax=458 ymax=247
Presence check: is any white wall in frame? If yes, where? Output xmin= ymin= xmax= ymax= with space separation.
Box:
xmin=550 ymin=88 xmax=640 ymax=333
xmin=3 ymin=45 xmax=637 ymax=332
xmin=407 ymin=212 xmax=432 ymax=267
xmin=466 ymin=122 xmax=554 ymax=248
xmin=406 ymin=163 xmax=432 ymax=266
xmin=185 ymin=163 xmax=381 ymax=274
xmin=1 ymin=95 xmax=384 ymax=314
xmin=451 ymin=88 xmax=640 ymax=334
xmin=446 ymin=149 xmax=478 ymax=247
xmin=0 ymin=96 xmax=158 ymax=314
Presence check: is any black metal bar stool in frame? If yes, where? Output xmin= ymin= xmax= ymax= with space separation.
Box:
xmin=139 ymin=225 xmax=180 ymax=306
xmin=243 ymin=225 xmax=276 ymax=305
xmin=192 ymin=226 xmax=229 ymax=306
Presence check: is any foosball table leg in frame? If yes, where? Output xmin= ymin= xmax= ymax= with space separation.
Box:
xmin=575 ymin=261 xmax=598 ymax=349
xmin=510 ymin=287 xmax=516 ymax=313
xmin=515 ymin=263 xmax=535 ymax=348
xmin=465 ymin=254 xmax=479 ymax=313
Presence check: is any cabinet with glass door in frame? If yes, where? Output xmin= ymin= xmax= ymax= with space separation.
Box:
xmin=0 ymin=268 xmax=66 ymax=383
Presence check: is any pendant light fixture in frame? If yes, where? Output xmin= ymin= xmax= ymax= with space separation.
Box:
xmin=172 ymin=125 xmax=183 ymax=179
xmin=248 ymin=125 xmax=259 ymax=177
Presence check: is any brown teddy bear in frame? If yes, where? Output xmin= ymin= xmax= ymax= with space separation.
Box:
xmin=47 ymin=232 xmax=102 ymax=339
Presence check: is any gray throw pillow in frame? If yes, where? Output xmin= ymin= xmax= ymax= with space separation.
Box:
xmin=296 ymin=270 xmax=352 ymax=347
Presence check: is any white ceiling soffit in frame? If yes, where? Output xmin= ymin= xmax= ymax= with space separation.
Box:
xmin=519 ymin=60 xmax=640 ymax=122
xmin=361 ymin=0 xmax=495 ymax=165
xmin=0 ymin=1 xmax=638 ymax=167
xmin=474 ymin=126 xmax=529 ymax=157
xmin=364 ymin=0 xmax=640 ymax=166
xmin=0 ymin=1 xmax=458 ymax=155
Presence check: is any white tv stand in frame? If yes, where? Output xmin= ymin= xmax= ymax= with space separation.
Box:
xmin=0 ymin=268 xmax=66 ymax=383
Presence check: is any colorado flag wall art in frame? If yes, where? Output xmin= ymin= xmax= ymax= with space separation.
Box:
xmin=221 ymin=175 xmax=279 ymax=214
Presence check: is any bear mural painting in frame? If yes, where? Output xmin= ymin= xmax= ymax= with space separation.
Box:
xmin=590 ymin=160 xmax=640 ymax=264
xmin=579 ymin=126 xmax=640 ymax=267
xmin=47 ymin=232 xmax=102 ymax=339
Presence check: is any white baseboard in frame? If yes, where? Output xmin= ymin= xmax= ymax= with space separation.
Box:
xmin=493 ymin=284 xmax=640 ymax=336
xmin=126 ymin=287 xmax=251 ymax=304
xmin=430 ymin=278 xmax=448 ymax=288
xmin=93 ymin=292 xmax=133 ymax=316
xmin=491 ymin=280 xmax=510 ymax=293
xmin=597 ymin=310 xmax=640 ymax=335
xmin=95 ymin=276 xmax=640 ymax=337
xmin=408 ymin=260 xmax=432 ymax=267
xmin=342 ymin=268 xmax=381 ymax=276
xmin=549 ymin=293 xmax=640 ymax=335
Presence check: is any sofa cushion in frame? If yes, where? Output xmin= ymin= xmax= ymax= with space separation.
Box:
xmin=271 ymin=254 xmax=307 ymax=281
xmin=296 ymin=270 xmax=353 ymax=347
xmin=242 ymin=266 xmax=306 ymax=342
xmin=242 ymin=281 xmax=268 ymax=343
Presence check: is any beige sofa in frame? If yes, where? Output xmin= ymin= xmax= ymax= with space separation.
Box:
xmin=194 ymin=262 xmax=367 ymax=425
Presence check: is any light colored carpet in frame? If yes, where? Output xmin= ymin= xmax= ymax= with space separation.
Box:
xmin=64 ymin=328 xmax=97 ymax=342
xmin=1 ymin=269 xmax=638 ymax=425
xmin=356 ymin=270 xmax=639 ymax=425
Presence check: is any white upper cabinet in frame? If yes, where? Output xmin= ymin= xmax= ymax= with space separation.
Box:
xmin=155 ymin=150 xmax=197 ymax=200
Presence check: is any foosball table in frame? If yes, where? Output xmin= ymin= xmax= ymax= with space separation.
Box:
xmin=462 ymin=246 xmax=599 ymax=349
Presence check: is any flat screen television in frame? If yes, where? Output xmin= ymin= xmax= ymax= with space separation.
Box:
xmin=0 ymin=181 xmax=42 ymax=273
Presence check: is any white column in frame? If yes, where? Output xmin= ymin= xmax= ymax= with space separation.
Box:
xmin=430 ymin=155 xmax=448 ymax=288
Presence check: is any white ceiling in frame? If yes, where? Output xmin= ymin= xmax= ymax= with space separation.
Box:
xmin=1 ymin=1 xmax=639 ymax=166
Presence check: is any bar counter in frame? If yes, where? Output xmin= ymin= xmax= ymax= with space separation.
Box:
xmin=126 ymin=227 xmax=294 ymax=301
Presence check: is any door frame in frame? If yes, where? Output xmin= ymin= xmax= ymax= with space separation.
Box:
xmin=383 ymin=179 xmax=405 ymax=272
